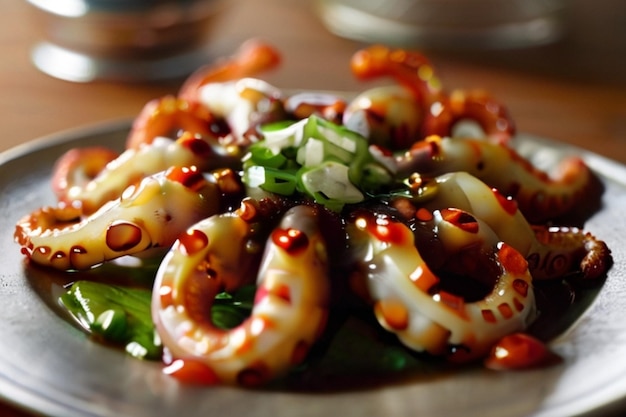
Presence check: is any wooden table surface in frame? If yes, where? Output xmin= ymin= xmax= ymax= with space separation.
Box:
xmin=0 ymin=0 xmax=625 ymax=416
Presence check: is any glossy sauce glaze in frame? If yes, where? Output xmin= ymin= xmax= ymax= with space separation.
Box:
xmin=22 ymin=200 xmax=604 ymax=391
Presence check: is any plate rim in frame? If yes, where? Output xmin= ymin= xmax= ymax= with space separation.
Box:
xmin=1 ymin=119 xmax=625 ymax=417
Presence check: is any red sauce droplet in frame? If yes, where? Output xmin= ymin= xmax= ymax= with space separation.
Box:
xmin=484 ymin=333 xmax=562 ymax=371
xmin=370 ymin=221 xmax=409 ymax=246
xmin=163 ymin=359 xmax=220 ymax=385
xmin=165 ymin=166 xmax=206 ymax=191
xmin=415 ymin=207 xmax=433 ymax=222
xmin=271 ymin=228 xmax=309 ymax=254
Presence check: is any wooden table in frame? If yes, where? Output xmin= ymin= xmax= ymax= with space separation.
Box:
xmin=0 ymin=0 xmax=625 ymax=416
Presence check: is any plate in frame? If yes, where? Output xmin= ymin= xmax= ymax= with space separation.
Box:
xmin=0 ymin=120 xmax=625 ymax=417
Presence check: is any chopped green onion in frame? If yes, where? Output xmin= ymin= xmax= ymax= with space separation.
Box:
xmin=244 ymin=165 xmax=298 ymax=195
xmin=246 ymin=144 xmax=288 ymax=168
xmin=260 ymin=118 xmax=307 ymax=153
xmin=297 ymin=161 xmax=364 ymax=210
xmin=244 ymin=115 xmax=394 ymax=211
xmin=59 ymin=281 xmax=161 ymax=360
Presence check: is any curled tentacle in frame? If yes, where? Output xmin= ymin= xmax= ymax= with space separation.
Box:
xmin=58 ymin=133 xmax=240 ymax=215
xmin=421 ymin=89 xmax=516 ymax=143
xmin=349 ymin=45 xmax=515 ymax=143
xmin=530 ymin=226 xmax=612 ymax=280
xmin=15 ymin=166 xmax=221 ymax=270
xmin=394 ymin=171 xmax=612 ymax=280
xmin=396 ymin=135 xmax=592 ymax=223
xmin=126 ymin=95 xmax=220 ymax=150
xmin=51 ymin=146 xmax=119 ymax=201
xmin=152 ymin=204 xmax=330 ymax=386
xmin=179 ymin=39 xmax=282 ymax=103
xmin=347 ymin=208 xmax=536 ymax=362
xmin=350 ymin=44 xmax=442 ymax=105
xmin=194 ymin=77 xmax=287 ymax=147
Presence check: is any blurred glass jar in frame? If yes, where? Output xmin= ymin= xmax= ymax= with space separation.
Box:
xmin=26 ymin=0 xmax=230 ymax=82
xmin=317 ymin=0 xmax=566 ymax=49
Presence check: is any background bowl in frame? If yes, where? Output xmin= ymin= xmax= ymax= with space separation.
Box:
xmin=26 ymin=0 xmax=230 ymax=82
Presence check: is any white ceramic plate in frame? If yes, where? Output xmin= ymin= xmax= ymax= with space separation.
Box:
xmin=0 ymin=120 xmax=625 ymax=417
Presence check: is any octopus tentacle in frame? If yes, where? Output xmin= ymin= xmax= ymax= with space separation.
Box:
xmin=56 ymin=133 xmax=240 ymax=215
xmin=15 ymin=166 xmax=221 ymax=270
xmin=178 ymin=39 xmax=282 ymax=103
xmin=349 ymin=45 xmax=515 ymax=143
xmin=530 ymin=226 xmax=612 ymax=280
xmin=421 ymin=89 xmax=516 ymax=143
xmin=347 ymin=208 xmax=536 ymax=362
xmin=350 ymin=44 xmax=442 ymax=105
xmin=396 ymin=135 xmax=592 ymax=223
xmin=193 ymin=77 xmax=286 ymax=148
xmin=51 ymin=146 xmax=119 ymax=201
xmin=152 ymin=204 xmax=329 ymax=386
xmin=126 ymin=95 xmax=219 ymax=150
xmin=395 ymin=171 xmax=611 ymax=280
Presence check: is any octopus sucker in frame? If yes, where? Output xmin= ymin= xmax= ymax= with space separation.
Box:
xmin=56 ymin=132 xmax=241 ymax=216
xmin=153 ymin=205 xmax=330 ymax=385
xmin=396 ymin=135 xmax=592 ymax=223
xmin=397 ymin=171 xmax=611 ymax=281
xmin=347 ymin=209 xmax=536 ymax=362
xmin=16 ymin=167 xmax=222 ymax=270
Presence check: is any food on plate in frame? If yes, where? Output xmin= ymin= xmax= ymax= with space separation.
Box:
xmin=14 ymin=40 xmax=613 ymax=386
